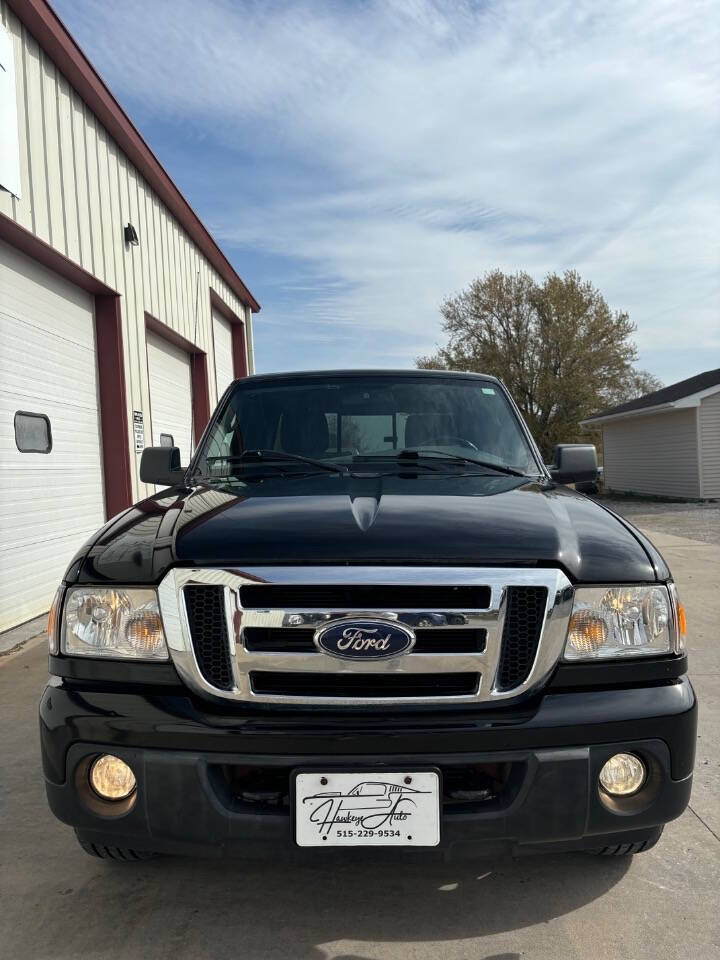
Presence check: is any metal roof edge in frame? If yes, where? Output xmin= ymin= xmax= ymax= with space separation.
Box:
xmin=7 ymin=0 xmax=261 ymax=313
xmin=581 ymin=384 xmax=720 ymax=426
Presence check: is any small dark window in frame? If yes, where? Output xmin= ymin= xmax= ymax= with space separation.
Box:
xmin=14 ymin=411 xmax=52 ymax=454
xmin=159 ymin=433 xmax=174 ymax=448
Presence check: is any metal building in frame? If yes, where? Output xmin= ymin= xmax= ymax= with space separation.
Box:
xmin=581 ymin=369 xmax=720 ymax=501
xmin=0 ymin=0 xmax=260 ymax=631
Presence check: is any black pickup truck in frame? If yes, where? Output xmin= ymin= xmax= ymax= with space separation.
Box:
xmin=40 ymin=370 xmax=695 ymax=860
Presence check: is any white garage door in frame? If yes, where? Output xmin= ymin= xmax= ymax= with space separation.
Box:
xmin=213 ymin=310 xmax=234 ymax=400
xmin=0 ymin=240 xmax=106 ymax=631
xmin=146 ymin=330 xmax=193 ymax=465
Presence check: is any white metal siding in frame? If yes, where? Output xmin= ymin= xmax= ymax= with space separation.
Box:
xmin=213 ymin=311 xmax=234 ymax=400
xmin=0 ymin=240 xmax=105 ymax=630
xmin=0 ymin=24 xmax=21 ymax=197
xmin=699 ymin=392 xmax=720 ymax=499
xmin=146 ymin=331 xmax=193 ymax=467
xmin=602 ymin=410 xmax=700 ymax=499
xmin=0 ymin=0 xmax=254 ymax=503
xmin=243 ymin=304 xmax=255 ymax=374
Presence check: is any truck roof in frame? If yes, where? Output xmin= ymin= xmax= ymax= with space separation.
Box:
xmin=238 ymin=369 xmax=501 ymax=385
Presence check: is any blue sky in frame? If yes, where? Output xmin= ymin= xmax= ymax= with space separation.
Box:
xmin=54 ymin=0 xmax=719 ymax=383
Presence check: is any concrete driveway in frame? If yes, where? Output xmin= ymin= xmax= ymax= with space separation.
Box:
xmin=1 ymin=525 xmax=718 ymax=960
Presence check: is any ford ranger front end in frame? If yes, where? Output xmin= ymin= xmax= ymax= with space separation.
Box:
xmin=39 ymin=370 xmax=695 ymax=860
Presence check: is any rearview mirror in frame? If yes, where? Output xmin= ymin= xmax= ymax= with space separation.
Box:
xmin=140 ymin=446 xmax=187 ymax=487
xmin=550 ymin=444 xmax=598 ymax=484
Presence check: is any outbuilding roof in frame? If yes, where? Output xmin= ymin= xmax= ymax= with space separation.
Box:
xmin=581 ymin=368 xmax=720 ymax=425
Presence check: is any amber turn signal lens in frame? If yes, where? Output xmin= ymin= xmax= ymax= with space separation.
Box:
xmin=677 ymin=602 xmax=687 ymax=637
xmin=47 ymin=588 xmax=62 ymax=655
xmin=567 ymin=611 xmax=608 ymax=655
xmin=126 ymin=611 xmax=166 ymax=654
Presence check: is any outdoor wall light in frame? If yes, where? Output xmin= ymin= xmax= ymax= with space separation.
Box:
xmin=124 ymin=222 xmax=139 ymax=246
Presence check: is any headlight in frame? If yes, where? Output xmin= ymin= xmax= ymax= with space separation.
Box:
xmin=564 ymin=585 xmax=679 ymax=660
xmin=62 ymin=587 xmax=168 ymax=660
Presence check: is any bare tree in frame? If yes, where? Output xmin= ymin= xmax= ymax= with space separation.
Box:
xmin=418 ymin=269 xmax=662 ymax=458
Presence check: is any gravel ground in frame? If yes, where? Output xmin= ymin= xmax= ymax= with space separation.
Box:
xmin=595 ymin=497 xmax=720 ymax=546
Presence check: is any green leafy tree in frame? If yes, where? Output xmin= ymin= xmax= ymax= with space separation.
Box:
xmin=417 ymin=269 xmax=662 ymax=459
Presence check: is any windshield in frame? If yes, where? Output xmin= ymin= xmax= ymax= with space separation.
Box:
xmin=193 ymin=374 xmax=539 ymax=478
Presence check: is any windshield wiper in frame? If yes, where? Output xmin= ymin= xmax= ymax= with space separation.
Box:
xmin=350 ymin=455 xmax=443 ymax=472
xmin=204 ymin=450 xmax=348 ymax=475
xmin=394 ymin=448 xmax=530 ymax=478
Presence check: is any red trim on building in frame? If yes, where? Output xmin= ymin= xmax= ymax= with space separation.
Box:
xmin=7 ymin=0 xmax=260 ymax=314
xmin=232 ymin=325 xmax=249 ymax=380
xmin=210 ymin=289 xmax=248 ymax=379
xmin=190 ymin=354 xmax=211 ymax=445
xmin=144 ymin=314 xmax=211 ymax=445
xmin=145 ymin=312 xmax=201 ymax=356
xmin=0 ymin=214 xmax=116 ymax=295
xmin=95 ymin=296 xmax=133 ymax=517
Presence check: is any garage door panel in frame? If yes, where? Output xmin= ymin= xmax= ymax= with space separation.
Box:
xmin=0 ymin=307 xmax=98 ymax=355
xmin=0 ymin=455 xmax=105 ymax=472
xmin=0 ymin=395 xmax=105 ymax=451
xmin=1 ymin=477 xmax=105 ymax=541
xmin=0 ymin=470 xmax=105 ymax=500
xmin=1 ymin=250 xmax=96 ymax=344
xmin=213 ymin=311 xmax=234 ymax=400
xmin=1 ymin=516 xmax=102 ymax=557
xmin=0 ymin=240 xmax=106 ymax=631
xmin=0 ymin=368 xmax=98 ymax=412
xmin=0 ymin=386 xmax=101 ymax=422
xmin=146 ymin=330 xmax=193 ymax=466
xmin=5 ymin=531 xmax=100 ymax=627
xmin=1 ymin=312 xmax=98 ymax=410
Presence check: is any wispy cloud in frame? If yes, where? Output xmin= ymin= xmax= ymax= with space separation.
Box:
xmin=56 ymin=0 xmax=720 ymax=379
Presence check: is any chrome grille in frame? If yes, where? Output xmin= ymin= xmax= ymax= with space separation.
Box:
xmin=496 ymin=586 xmax=549 ymax=691
xmin=249 ymin=671 xmax=481 ymax=699
xmin=157 ymin=567 xmax=574 ymax=706
xmin=242 ymin=626 xmax=486 ymax=654
xmin=183 ymin=584 xmax=233 ymax=690
xmin=239 ymin=584 xmax=491 ymax=609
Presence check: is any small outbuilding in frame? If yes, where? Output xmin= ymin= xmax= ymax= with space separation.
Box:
xmin=581 ymin=369 xmax=720 ymax=501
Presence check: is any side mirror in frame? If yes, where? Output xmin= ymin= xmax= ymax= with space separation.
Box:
xmin=140 ymin=446 xmax=187 ymax=487
xmin=550 ymin=444 xmax=598 ymax=484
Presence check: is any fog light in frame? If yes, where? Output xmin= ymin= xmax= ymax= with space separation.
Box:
xmin=89 ymin=754 xmax=136 ymax=800
xmin=599 ymin=753 xmax=646 ymax=796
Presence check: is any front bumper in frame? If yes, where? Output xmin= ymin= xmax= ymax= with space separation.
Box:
xmin=40 ymin=677 xmax=696 ymax=857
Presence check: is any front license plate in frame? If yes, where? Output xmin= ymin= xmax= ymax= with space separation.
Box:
xmin=294 ymin=770 xmax=440 ymax=847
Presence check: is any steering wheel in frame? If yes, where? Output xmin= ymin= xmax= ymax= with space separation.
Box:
xmin=422 ymin=436 xmax=479 ymax=451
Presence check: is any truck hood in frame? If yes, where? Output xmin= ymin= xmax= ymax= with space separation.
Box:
xmin=74 ymin=472 xmax=662 ymax=585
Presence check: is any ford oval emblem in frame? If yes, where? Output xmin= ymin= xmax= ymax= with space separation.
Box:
xmin=314 ymin=619 xmax=415 ymax=661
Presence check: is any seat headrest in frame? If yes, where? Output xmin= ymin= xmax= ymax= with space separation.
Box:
xmin=404 ymin=413 xmax=453 ymax=449
xmin=280 ymin=411 xmax=329 ymax=458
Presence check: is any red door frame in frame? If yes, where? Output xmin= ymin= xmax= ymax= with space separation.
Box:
xmin=144 ymin=313 xmax=211 ymax=446
xmin=1 ymin=215 xmax=133 ymax=518
xmin=210 ymin=289 xmax=249 ymax=380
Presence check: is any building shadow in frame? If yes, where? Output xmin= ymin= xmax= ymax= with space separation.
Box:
xmin=32 ymin=846 xmax=631 ymax=960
